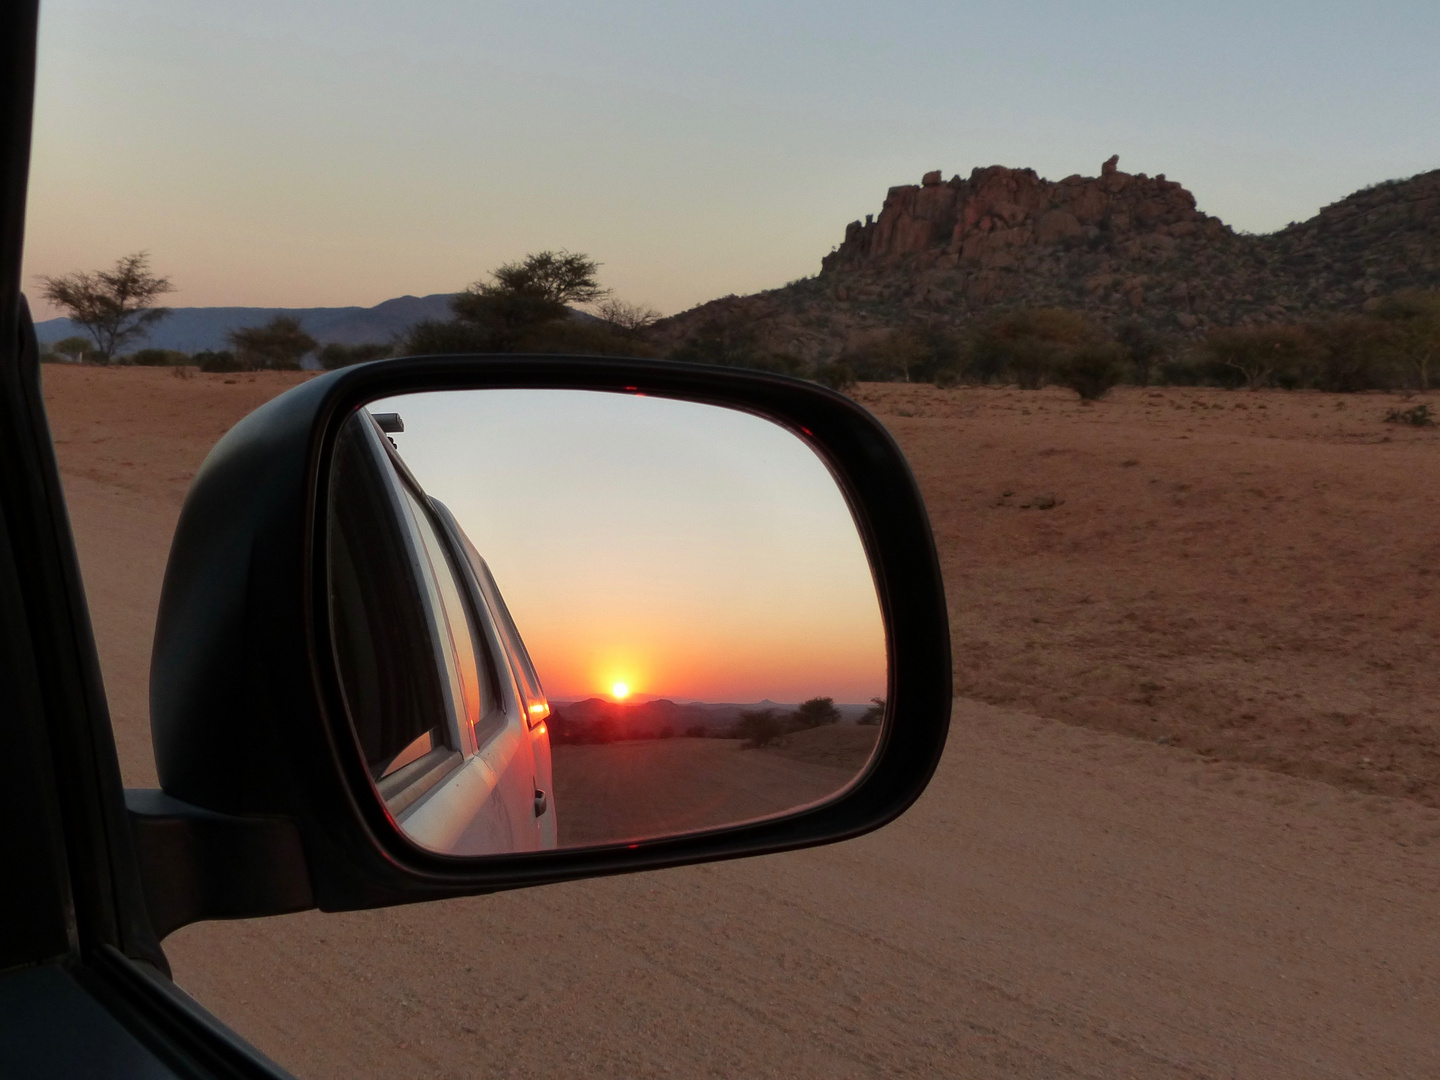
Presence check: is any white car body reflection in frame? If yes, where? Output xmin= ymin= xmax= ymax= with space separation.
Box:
xmin=330 ymin=409 xmax=556 ymax=855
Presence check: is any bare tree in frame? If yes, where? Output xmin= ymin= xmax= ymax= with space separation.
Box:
xmin=38 ymin=252 xmax=175 ymax=363
xmin=596 ymin=298 xmax=661 ymax=336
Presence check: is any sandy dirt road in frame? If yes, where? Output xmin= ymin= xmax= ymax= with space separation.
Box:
xmin=552 ymin=736 xmax=860 ymax=846
xmin=43 ymin=367 xmax=1440 ymax=1077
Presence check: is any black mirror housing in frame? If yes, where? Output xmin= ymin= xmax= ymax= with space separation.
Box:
xmin=141 ymin=355 xmax=951 ymax=931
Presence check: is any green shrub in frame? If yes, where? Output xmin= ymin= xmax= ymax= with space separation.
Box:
xmin=1384 ymin=403 xmax=1435 ymax=426
xmin=318 ymin=342 xmax=393 ymax=369
xmin=1117 ymin=321 xmax=1168 ymax=386
xmin=1198 ymin=324 xmax=1313 ymax=389
xmin=736 ymin=708 xmax=783 ymax=748
xmin=743 ymin=351 xmax=810 ymax=376
xmin=965 ymin=308 xmax=1108 ymax=389
xmin=1308 ymin=315 xmax=1399 ymax=392
xmin=194 ymin=349 xmax=242 ymax=373
xmin=1156 ymin=357 xmax=1204 ymax=386
xmin=48 ymin=335 xmax=95 ymax=363
xmin=670 ymin=310 xmax=763 ymax=368
xmin=832 ymin=323 xmax=961 ymax=386
xmin=1054 ymin=345 xmax=1126 ymax=400
xmin=523 ymin=317 xmax=655 ymax=357
xmin=1371 ymin=290 xmax=1440 ymax=390
xmin=813 ymin=358 xmax=857 ymax=390
xmin=227 ymin=316 xmax=317 ymax=370
xmin=791 ymin=697 xmax=840 ymax=730
xmin=399 ymin=319 xmax=495 ymax=355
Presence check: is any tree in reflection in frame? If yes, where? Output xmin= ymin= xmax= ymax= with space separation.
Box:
xmin=791 ymin=697 xmax=841 ymax=730
xmin=736 ymin=708 xmax=783 ymax=748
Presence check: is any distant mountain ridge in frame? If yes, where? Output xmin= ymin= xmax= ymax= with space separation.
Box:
xmin=33 ymin=293 xmax=457 ymax=353
xmin=652 ymin=159 xmax=1440 ymax=362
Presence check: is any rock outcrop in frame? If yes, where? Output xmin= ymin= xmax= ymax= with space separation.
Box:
xmin=824 ymin=159 xmax=1225 ymax=275
xmin=652 ymin=159 xmax=1440 ymax=364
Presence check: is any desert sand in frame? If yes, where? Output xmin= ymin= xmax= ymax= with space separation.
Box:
xmin=42 ymin=365 xmax=1440 ymax=1078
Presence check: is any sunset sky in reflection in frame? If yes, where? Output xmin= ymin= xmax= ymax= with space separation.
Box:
xmin=369 ymin=389 xmax=886 ymax=704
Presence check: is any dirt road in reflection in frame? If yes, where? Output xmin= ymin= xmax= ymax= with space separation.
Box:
xmin=552 ymin=732 xmax=875 ymax=846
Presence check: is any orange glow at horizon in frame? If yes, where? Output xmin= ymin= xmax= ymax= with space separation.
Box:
xmin=520 ymin=613 xmax=885 ymax=704
xmin=490 ymin=573 xmax=887 ymax=704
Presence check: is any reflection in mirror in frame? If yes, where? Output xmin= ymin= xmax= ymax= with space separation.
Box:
xmin=327 ymin=390 xmax=886 ymax=856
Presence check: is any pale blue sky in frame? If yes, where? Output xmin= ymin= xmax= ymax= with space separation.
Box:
xmin=22 ymin=1 xmax=1440 ymax=319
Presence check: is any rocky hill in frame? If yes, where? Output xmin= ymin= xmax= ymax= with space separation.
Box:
xmin=653 ymin=158 xmax=1440 ymax=363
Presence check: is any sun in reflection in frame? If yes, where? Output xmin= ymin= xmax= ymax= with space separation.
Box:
xmin=611 ymin=682 xmax=630 ymax=700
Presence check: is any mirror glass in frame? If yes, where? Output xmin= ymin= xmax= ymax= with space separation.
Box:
xmin=326 ymin=389 xmax=888 ymax=856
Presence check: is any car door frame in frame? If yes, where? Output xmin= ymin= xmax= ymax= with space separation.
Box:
xmin=0 ymin=2 xmax=305 ymax=1074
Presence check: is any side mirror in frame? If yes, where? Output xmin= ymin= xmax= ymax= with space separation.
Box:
xmin=129 ymin=356 xmax=950 ymax=937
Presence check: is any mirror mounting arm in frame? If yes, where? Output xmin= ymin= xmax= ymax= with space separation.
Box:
xmin=124 ymin=790 xmax=315 ymax=940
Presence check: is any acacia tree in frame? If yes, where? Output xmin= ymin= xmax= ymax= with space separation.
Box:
xmin=38 ymin=252 xmax=175 ymax=363
xmin=227 ymin=316 xmax=317 ymax=370
xmin=449 ymin=250 xmax=609 ymax=350
xmin=791 ymin=696 xmax=841 ymax=730
xmin=485 ymin=249 xmax=607 ymax=306
xmin=1200 ymin=324 xmax=1312 ymax=389
xmin=402 ymin=251 xmax=663 ymax=357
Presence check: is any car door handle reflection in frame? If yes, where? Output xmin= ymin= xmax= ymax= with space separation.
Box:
xmin=533 ymin=787 xmax=547 ymax=818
